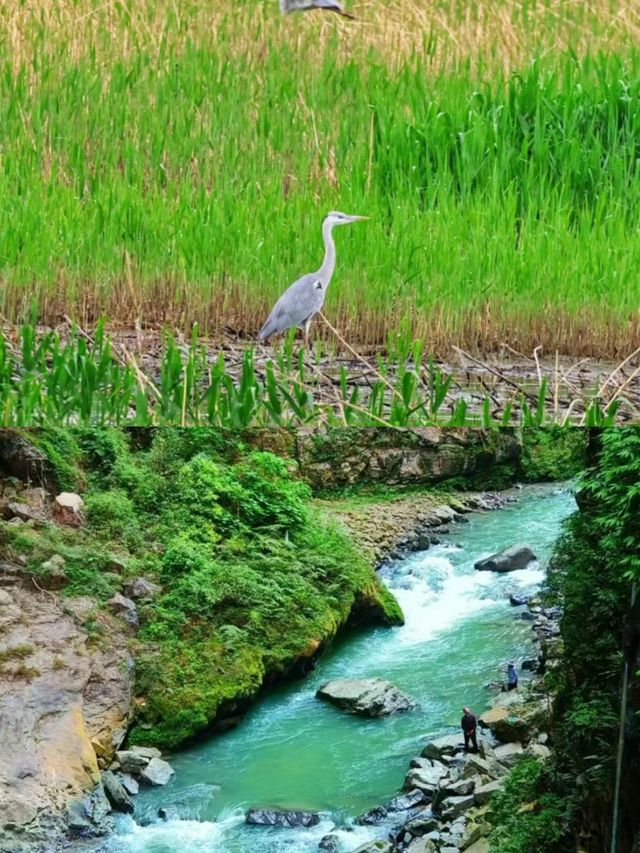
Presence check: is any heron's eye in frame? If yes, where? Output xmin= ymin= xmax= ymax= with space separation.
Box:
xmin=315 ymin=281 xmax=322 ymax=290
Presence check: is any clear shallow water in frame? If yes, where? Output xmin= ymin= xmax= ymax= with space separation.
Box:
xmin=101 ymin=484 xmax=575 ymax=853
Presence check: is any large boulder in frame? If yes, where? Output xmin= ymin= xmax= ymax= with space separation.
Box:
xmin=439 ymin=794 xmax=475 ymax=821
xmin=53 ymin=492 xmax=85 ymax=526
xmin=356 ymin=805 xmax=388 ymax=825
xmin=493 ymin=742 xmax=524 ymax=768
xmin=490 ymin=711 xmax=539 ymax=744
xmin=478 ymin=707 xmax=509 ymax=729
xmin=115 ymin=746 xmax=161 ymax=775
xmin=474 ymin=779 xmax=503 ymax=805
xmin=107 ymin=594 xmax=139 ymax=631
xmin=66 ymin=784 xmax=113 ymax=838
xmin=101 ymin=771 xmax=134 ymax=814
xmin=401 ymin=812 xmax=440 ymax=836
xmin=406 ymin=840 xmax=438 ymax=853
xmin=317 ymin=678 xmax=415 ymax=717
xmin=474 ymin=545 xmax=537 ymax=573
xmin=421 ymin=734 xmax=464 ymax=760
xmin=404 ymin=764 xmax=448 ymax=794
xmin=245 ymin=808 xmax=320 ymax=827
xmin=387 ymin=789 xmax=427 ymax=811
xmin=5 ymin=501 xmax=48 ymax=524
xmin=139 ymin=758 xmax=175 ymax=786
xmin=465 ymin=839 xmax=490 ymax=853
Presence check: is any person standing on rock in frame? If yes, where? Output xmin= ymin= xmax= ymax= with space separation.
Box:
xmin=501 ymin=660 xmax=518 ymax=691
xmin=461 ymin=707 xmax=478 ymax=753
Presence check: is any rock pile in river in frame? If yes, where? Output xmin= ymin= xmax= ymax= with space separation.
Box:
xmin=246 ymin=808 xmax=321 ymax=827
xmin=317 ymin=678 xmax=416 ymax=717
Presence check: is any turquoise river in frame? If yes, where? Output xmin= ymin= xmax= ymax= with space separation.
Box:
xmin=99 ymin=483 xmax=575 ymax=853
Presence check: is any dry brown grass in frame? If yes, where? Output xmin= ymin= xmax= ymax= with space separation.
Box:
xmin=2 ymin=0 xmax=639 ymax=72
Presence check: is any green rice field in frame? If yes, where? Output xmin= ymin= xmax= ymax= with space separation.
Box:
xmin=0 ymin=0 xmax=639 ymax=358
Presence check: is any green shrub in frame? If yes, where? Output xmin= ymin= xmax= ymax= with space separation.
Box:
xmin=519 ymin=428 xmax=588 ymax=482
xmin=490 ymin=759 xmax=568 ymax=853
xmin=85 ymin=489 xmax=143 ymax=549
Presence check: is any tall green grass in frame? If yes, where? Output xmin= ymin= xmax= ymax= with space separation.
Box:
xmin=0 ymin=3 xmax=638 ymax=354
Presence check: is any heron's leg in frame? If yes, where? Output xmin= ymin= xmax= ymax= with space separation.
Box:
xmin=304 ymin=318 xmax=312 ymax=350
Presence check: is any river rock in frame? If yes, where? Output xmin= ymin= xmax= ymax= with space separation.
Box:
xmin=474 ymin=545 xmax=537 ymax=573
xmin=387 ymin=788 xmax=427 ymax=811
xmin=404 ymin=763 xmax=448 ymax=794
xmin=460 ymin=755 xmax=503 ymax=781
xmin=509 ymin=593 xmax=529 ymax=606
xmin=139 ymin=757 xmax=175 ymax=786
xmin=356 ymin=805 xmax=388 ymax=825
xmin=439 ymin=794 xmax=475 ymax=820
xmin=401 ymin=812 xmax=440 ymax=836
xmin=245 ymin=808 xmax=320 ymax=827
xmin=115 ymin=746 xmax=161 ymax=775
xmin=421 ymin=734 xmax=464 ymax=760
xmin=473 ymin=780 xmax=503 ymax=805
xmin=440 ymin=777 xmax=475 ymax=796
xmin=66 ymin=784 xmax=113 ymax=837
xmin=353 ymin=842 xmax=395 ymax=853
xmin=465 ymin=839 xmax=490 ymax=853
xmin=316 ymin=678 xmax=415 ymax=717
xmin=117 ymin=773 xmax=139 ymax=796
xmin=101 ymin=771 xmax=134 ymax=814
xmin=319 ymin=834 xmax=341 ymax=852
xmin=406 ymin=840 xmax=438 ymax=853
xmin=526 ymin=742 xmax=551 ymax=761
xmin=53 ymin=492 xmax=85 ymax=526
xmin=493 ymin=742 xmax=524 ymax=768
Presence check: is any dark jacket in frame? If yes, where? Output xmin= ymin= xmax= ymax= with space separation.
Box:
xmin=461 ymin=713 xmax=477 ymax=733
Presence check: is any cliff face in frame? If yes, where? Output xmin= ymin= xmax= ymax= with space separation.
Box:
xmin=0 ymin=576 xmax=133 ymax=852
xmin=248 ymin=427 xmax=522 ymax=490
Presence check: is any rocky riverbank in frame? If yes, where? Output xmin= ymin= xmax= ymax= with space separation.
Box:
xmin=321 ymin=594 xmax=564 ymax=853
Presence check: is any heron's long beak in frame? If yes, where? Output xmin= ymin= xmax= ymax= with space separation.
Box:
xmin=349 ymin=215 xmax=369 ymax=221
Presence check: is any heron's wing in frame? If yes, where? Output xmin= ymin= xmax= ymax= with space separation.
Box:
xmin=314 ymin=0 xmax=354 ymax=17
xmin=258 ymin=274 xmax=325 ymax=340
xmin=280 ymin=0 xmax=354 ymax=18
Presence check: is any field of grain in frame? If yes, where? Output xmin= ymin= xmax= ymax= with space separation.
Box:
xmin=0 ymin=0 xmax=639 ymax=356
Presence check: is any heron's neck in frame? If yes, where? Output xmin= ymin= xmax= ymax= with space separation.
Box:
xmin=317 ymin=220 xmax=336 ymax=284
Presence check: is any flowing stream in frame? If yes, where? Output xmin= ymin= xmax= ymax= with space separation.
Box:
xmin=101 ymin=483 xmax=575 ymax=853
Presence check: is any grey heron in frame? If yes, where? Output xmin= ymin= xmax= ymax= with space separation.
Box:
xmin=279 ymin=0 xmax=355 ymax=19
xmin=258 ymin=211 xmax=367 ymax=346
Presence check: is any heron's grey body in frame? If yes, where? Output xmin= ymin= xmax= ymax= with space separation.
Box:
xmin=258 ymin=212 xmax=366 ymax=345
xmin=279 ymin=0 xmax=354 ymax=19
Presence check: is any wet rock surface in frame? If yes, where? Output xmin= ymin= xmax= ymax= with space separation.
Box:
xmin=245 ymin=807 xmax=321 ymax=827
xmin=474 ymin=544 xmax=537 ymax=573
xmin=317 ymin=677 xmax=416 ymax=717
